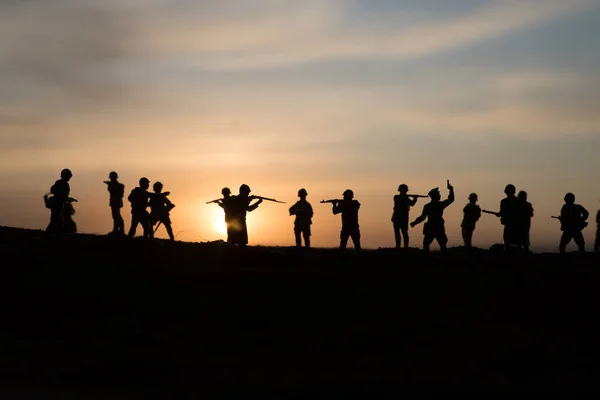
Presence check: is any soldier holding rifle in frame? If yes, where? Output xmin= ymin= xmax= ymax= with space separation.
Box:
xmin=104 ymin=171 xmax=125 ymax=236
xmin=322 ymin=189 xmax=361 ymax=251
xmin=410 ymin=180 xmax=454 ymax=253
xmin=461 ymin=193 xmax=481 ymax=249
xmin=207 ymin=187 xmax=235 ymax=243
xmin=392 ymin=184 xmax=426 ymax=249
xmin=289 ymin=188 xmax=313 ymax=248
xmin=482 ymin=184 xmax=521 ymax=251
xmin=555 ymin=192 xmax=589 ymax=254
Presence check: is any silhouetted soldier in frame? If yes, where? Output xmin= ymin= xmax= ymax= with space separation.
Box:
xmin=332 ymin=189 xmax=361 ymax=251
xmin=289 ymin=188 xmax=313 ymax=248
xmin=558 ymin=192 xmax=589 ymax=254
xmin=461 ymin=193 xmax=481 ymax=249
xmin=392 ymin=184 xmax=418 ymax=249
xmin=127 ymin=177 xmax=153 ymax=239
xmin=45 ymin=168 xmax=75 ymax=237
xmin=517 ymin=191 xmax=534 ymax=253
xmin=411 ymin=181 xmax=454 ymax=253
xmin=228 ymin=184 xmax=263 ymax=248
xmin=595 ymin=207 xmax=600 ymax=253
xmin=216 ymin=187 xmax=235 ymax=244
xmin=149 ymin=182 xmax=175 ymax=241
xmin=497 ymin=184 xmax=520 ymax=251
xmin=104 ymin=171 xmax=125 ymax=236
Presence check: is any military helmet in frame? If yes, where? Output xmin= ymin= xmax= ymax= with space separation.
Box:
xmin=222 ymin=187 xmax=231 ymax=196
xmin=468 ymin=193 xmax=478 ymax=201
xmin=398 ymin=184 xmax=408 ymax=193
xmin=343 ymin=189 xmax=354 ymax=198
xmin=564 ymin=192 xmax=575 ymax=203
xmin=504 ymin=184 xmax=516 ymax=195
xmin=109 ymin=171 xmax=118 ymax=180
xmin=298 ymin=188 xmax=307 ymax=197
xmin=153 ymin=181 xmax=163 ymax=192
xmin=428 ymin=187 xmax=440 ymax=197
xmin=139 ymin=177 xmax=150 ymax=185
xmin=517 ymin=191 xmax=527 ymax=200
xmin=239 ymin=184 xmax=251 ymax=194
xmin=61 ymin=168 xmax=72 ymax=179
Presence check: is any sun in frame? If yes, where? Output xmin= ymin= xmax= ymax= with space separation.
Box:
xmin=213 ymin=214 xmax=227 ymax=236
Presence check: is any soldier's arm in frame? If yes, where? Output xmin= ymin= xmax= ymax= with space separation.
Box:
xmin=247 ymin=199 xmax=262 ymax=212
xmin=410 ymin=197 xmax=418 ymax=206
xmin=596 ymin=210 xmax=600 ymax=224
xmin=445 ymin=187 xmax=455 ymax=206
xmin=332 ymin=202 xmax=341 ymax=215
xmin=411 ymin=206 xmax=427 ymax=227
xmin=581 ymin=205 xmax=590 ymax=221
xmin=308 ymin=203 xmax=314 ymax=219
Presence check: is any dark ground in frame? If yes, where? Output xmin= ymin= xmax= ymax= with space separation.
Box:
xmin=1 ymin=226 xmax=600 ymax=396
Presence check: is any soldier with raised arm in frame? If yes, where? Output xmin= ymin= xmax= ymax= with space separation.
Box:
xmin=410 ymin=181 xmax=454 ymax=253
xmin=104 ymin=171 xmax=125 ymax=236
xmin=392 ymin=184 xmax=419 ymax=249
xmin=332 ymin=189 xmax=361 ymax=251
xmin=558 ymin=192 xmax=589 ymax=254
xmin=461 ymin=193 xmax=481 ymax=249
xmin=127 ymin=177 xmax=153 ymax=240
xmin=289 ymin=188 xmax=313 ymax=248
xmin=228 ymin=184 xmax=263 ymax=248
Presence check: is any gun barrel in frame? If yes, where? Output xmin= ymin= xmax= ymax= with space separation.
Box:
xmin=252 ymin=195 xmax=286 ymax=204
xmin=482 ymin=209 xmax=499 ymax=216
xmin=320 ymin=199 xmax=342 ymax=204
xmin=206 ymin=198 xmax=223 ymax=204
xmin=407 ymin=194 xmax=428 ymax=198
xmin=551 ymin=216 xmax=561 ymax=220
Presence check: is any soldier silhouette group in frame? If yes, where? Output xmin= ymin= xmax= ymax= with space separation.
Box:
xmin=44 ymin=169 xmax=598 ymax=254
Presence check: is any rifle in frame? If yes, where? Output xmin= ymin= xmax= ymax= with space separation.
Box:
xmin=250 ymin=195 xmax=286 ymax=204
xmin=482 ymin=209 xmax=500 ymax=217
xmin=206 ymin=198 xmax=225 ymax=204
xmin=320 ymin=199 xmax=342 ymax=204
xmin=407 ymin=194 xmax=429 ymax=198
xmin=551 ymin=216 xmax=561 ymax=220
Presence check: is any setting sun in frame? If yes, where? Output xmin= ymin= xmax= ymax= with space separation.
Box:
xmin=213 ymin=211 xmax=227 ymax=236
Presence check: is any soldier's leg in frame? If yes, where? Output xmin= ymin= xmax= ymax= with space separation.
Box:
xmin=559 ymin=232 xmax=572 ymax=254
xmin=340 ymin=230 xmax=350 ymax=250
xmin=128 ymin=214 xmax=139 ymax=238
xmin=111 ymin=207 xmax=120 ymax=233
xmin=303 ymin=226 xmax=311 ymax=248
xmin=393 ymin=224 xmax=401 ymax=248
xmin=423 ymin=234 xmax=434 ymax=253
xmin=401 ymin=227 xmax=410 ymax=248
xmin=142 ymin=212 xmax=153 ymax=239
xmin=351 ymin=229 xmax=361 ymax=251
xmin=573 ymin=231 xmax=585 ymax=252
xmin=438 ymin=231 xmax=448 ymax=252
xmin=294 ymin=226 xmax=302 ymax=247
xmin=164 ymin=221 xmax=175 ymax=241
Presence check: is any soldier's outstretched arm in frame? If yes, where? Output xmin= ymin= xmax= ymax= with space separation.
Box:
xmin=332 ymin=202 xmax=341 ymax=215
xmin=247 ymin=199 xmax=263 ymax=212
xmin=410 ymin=197 xmax=418 ymax=206
xmin=411 ymin=207 xmax=427 ymax=227
xmin=445 ymin=186 xmax=455 ymax=205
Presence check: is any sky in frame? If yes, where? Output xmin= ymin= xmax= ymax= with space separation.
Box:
xmin=1 ymin=0 xmax=600 ymax=251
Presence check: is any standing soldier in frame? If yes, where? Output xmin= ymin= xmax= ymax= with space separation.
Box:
xmin=517 ymin=191 xmax=534 ymax=253
xmin=104 ymin=171 xmax=125 ymax=236
xmin=228 ymin=184 xmax=263 ymax=248
xmin=410 ymin=181 xmax=454 ymax=253
xmin=392 ymin=184 xmax=419 ymax=249
xmin=332 ymin=189 xmax=361 ymax=251
xmin=496 ymin=184 xmax=520 ymax=251
xmin=45 ymin=168 xmax=75 ymax=237
xmin=558 ymin=192 xmax=589 ymax=254
xmin=149 ymin=182 xmax=176 ymax=241
xmin=461 ymin=193 xmax=481 ymax=249
xmin=216 ymin=188 xmax=234 ymax=244
xmin=127 ymin=177 xmax=153 ymax=239
xmin=289 ymin=188 xmax=314 ymax=248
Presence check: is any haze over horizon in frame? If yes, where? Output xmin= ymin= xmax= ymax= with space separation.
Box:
xmin=2 ymin=0 xmax=600 ymax=252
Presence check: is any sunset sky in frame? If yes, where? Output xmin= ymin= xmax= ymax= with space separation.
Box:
xmin=2 ymin=0 xmax=600 ymax=251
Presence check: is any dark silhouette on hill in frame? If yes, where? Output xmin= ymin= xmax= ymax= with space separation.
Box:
xmin=104 ymin=171 xmax=125 ymax=236
xmin=228 ymin=184 xmax=263 ymax=248
xmin=207 ymin=187 xmax=235 ymax=244
xmin=45 ymin=168 xmax=77 ymax=238
xmin=289 ymin=188 xmax=313 ymax=248
xmin=392 ymin=184 xmax=420 ymax=249
xmin=517 ymin=191 xmax=534 ymax=253
xmin=461 ymin=193 xmax=481 ymax=249
xmin=329 ymin=189 xmax=361 ymax=251
xmin=558 ymin=192 xmax=589 ymax=254
xmin=150 ymin=182 xmax=175 ymax=241
xmin=411 ymin=181 xmax=455 ymax=253
xmin=127 ymin=177 xmax=153 ymax=240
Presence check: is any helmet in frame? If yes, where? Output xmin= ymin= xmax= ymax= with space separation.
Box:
xmin=398 ymin=184 xmax=408 ymax=193
xmin=468 ymin=193 xmax=478 ymax=201
xmin=298 ymin=188 xmax=307 ymax=197
xmin=61 ymin=169 xmax=72 ymax=179
xmin=222 ymin=187 xmax=231 ymax=196
xmin=517 ymin=191 xmax=527 ymax=201
xmin=428 ymin=187 xmax=440 ymax=198
xmin=343 ymin=189 xmax=354 ymax=199
xmin=504 ymin=184 xmax=516 ymax=195
xmin=239 ymin=184 xmax=251 ymax=194
xmin=564 ymin=192 xmax=575 ymax=203
xmin=153 ymin=182 xmax=163 ymax=192
xmin=139 ymin=177 xmax=150 ymax=185
xmin=109 ymin=171 xmax=118 ymax=180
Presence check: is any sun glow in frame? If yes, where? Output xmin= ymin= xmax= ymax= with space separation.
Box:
xmin=214 ymin=213 xmax=227 ymax=236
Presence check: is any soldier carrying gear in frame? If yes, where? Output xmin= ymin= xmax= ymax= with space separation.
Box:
xmin=104 ymin=171 xmax=125 ymax=236
xmin=516 ymin=191 xmax=534 ymax=253
xmin=461 ymin=193 xmax=481 ymax=249
xmin=410 ymin=181 xmax=455 ymax=253
xmin=127 ymin=177 xmax=153 ymax=239
xmin=228 ymin=184 xmax=263 ymax=248
xmin=332 ymin=189 xmax=361 ymax=251
xmin=392 ymin=184 xmax=419 ymax=249
xmin=46 ymin=168 xmax=75 ymax=237
xmin=491 ymin=184 xmax=521 ymax=251
xmin=558 ymin=192 xmax=589 ymax=254
xmin=149 ymin=182 xmax=175 ymax=241
xmin=289 ymin=188 xmax=314 ymax=248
